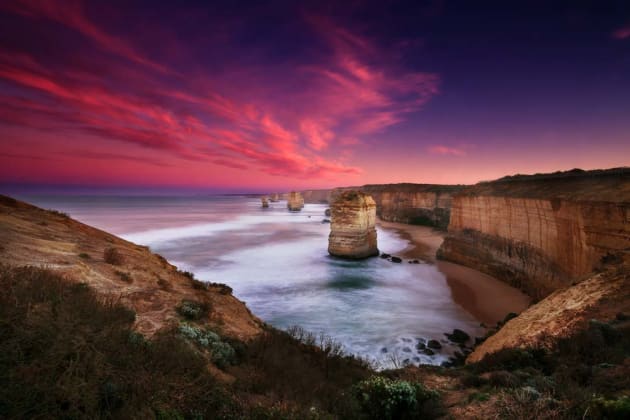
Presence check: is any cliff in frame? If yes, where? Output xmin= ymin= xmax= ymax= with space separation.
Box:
xmin=304 ymin=184 xmax=465 ymax=229
xmin=438 ymin=168 xmax=630 ymax=300
xmin=328 ymin=191 xmax=379 ymax=259
xmin=0 ymin=195 xmax=262 ymax=340
xmin=468 ymin=255 xmax=630 ymax=363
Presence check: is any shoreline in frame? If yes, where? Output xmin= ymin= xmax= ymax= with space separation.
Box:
xmin=377 ymin=220 xmax=530 ymax=325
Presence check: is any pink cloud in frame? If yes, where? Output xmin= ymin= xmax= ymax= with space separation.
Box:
xmin=0 ymin=3 xmax=441 ymax=185
xmin=427 ymin=145 xmax=467 ymax=156
xmin=299 ymin=119 xmax=334 ymax=150
xmin=612 ymin=26 xmax=630 ymax=40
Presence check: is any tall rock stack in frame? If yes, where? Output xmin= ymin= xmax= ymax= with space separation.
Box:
xmin=328 ymin=190 xmax=378 ymax=259
xmin=261 ymin=196 xmax=269 ymax=208
xmin=287 ymin=191 xmax=304 ymax=211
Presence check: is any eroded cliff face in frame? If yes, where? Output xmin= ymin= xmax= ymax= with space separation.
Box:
xmin=438 ymin=170 xmax=630 ymax=300
xmin=326 ymin=184 xmax=465 ymax=229
xmin=468 ymin=257 xmax=630 ymax=363
xmin=328 ymin=191 xmax=378 ymax=259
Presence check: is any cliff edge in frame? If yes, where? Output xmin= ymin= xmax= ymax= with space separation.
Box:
xmin=0 ymin=195 xmax=262 ymax=340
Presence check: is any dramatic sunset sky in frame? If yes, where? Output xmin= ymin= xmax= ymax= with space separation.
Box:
xmin=1 ymin=0 xmax=629 ymax=193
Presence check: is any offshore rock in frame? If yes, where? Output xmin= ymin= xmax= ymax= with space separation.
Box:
xmin=261 ymin=196 xmax=269 ymax=208
xmin=328 ymin=190 xmax=378 ymax=259
xmin=287 ymin=191 xmax=304 ymax=211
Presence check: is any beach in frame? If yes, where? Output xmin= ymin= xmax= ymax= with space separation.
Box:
xmin=377 ymin=220 xmax=531 ymax=325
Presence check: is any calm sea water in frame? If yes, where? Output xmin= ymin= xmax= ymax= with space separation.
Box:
xmin=21 ymin=195 xmax=484 ymax=368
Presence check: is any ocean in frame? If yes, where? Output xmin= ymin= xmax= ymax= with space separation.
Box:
xmin=20 ymin=194 xmax=484 ymax=368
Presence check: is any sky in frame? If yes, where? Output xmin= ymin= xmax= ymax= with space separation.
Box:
xmin=0 ymin=0 xmax=629 ymax=193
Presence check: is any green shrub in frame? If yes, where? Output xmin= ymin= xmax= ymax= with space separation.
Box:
xmin=176 ymin=299 xmax=209 ymax=320
xmin=353 ymin=376 xmax=439 ymax=420
xmin=589 ymin=396 xmax=630 ymax=419
xmin=211 ymin=341 xmax=236 ymax=368
xmin=78 ymin=252 xmax=91 ymax=260
xmin=104 ymin=247 xmax=123 ymax=265
xmin=178 ymin=323 xmax=236 ymax=368
xmin=115 ymin=270 xmax=132 ymax=283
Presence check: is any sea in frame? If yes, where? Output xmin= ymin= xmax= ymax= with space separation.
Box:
xmin=20 ymin=194 xmax=485 ymax=368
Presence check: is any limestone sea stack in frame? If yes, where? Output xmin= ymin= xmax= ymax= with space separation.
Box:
xmin=261 ymin=196 xmax=269 ymax=208
xmin=328 ymin=190 xmax=378 ymax=259
xmin=270 ymin=193 xmax=280 ymax=202
xmin=287 ymin=191 xmax=304 ymax=211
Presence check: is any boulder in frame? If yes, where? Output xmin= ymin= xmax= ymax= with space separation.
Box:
xmin=427 ymin=339 xmax=442 ymax=349
xmin=446 ymin=329 xmax=470 ymax=344
xmin=328 ymin=191 xmax=378 ymax=259
xmin=391 ymin=256 xmax=402 ymax=263
xmin=325 ymin=208 xmax=331 ymax=217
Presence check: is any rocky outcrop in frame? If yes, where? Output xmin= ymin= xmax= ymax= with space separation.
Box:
xmin=261 ymin=196 xmax=269 ymax=208
xmin=438 ymin=168 xmax=630 ymax=300
xmin=287 ymin=191 xmax=304 ymax=211
xmin=328 ymin=184 xmax=465 ymax=229
xmin=269 ymin=193 xmax=280 ymax=202
xmin=328 ymin=191 xmax=379 ymax=259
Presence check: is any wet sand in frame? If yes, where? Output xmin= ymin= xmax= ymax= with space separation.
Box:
xmin=377 ymin=220 xmax=531 ymax=325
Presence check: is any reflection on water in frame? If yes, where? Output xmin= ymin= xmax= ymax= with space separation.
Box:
xmin=21 ymin=194 xmax=484 ymax=368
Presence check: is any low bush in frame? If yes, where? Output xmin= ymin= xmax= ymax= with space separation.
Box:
xmin=353 ymin=376 xmax=440 ymax=420
xmin=115 ymin=270 xmax=133 ymax=283
xmin=589 ymin=395 xmax=630 ymax=419
xmin=104 ymin=247 xmax=123 ymax=265
xmin=78 ymin=252 xmax=91 ymax=259
xmin=156 ymin=277 xmax=171 ymax=291
xmin=0 ymin=265 xmax=239 ymax=418
xmin=178 ymin=323 xmax=236 ymax=368
xmin=176 ymin=299 xmax=209 ymax=320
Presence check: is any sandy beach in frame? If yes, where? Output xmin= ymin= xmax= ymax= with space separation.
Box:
xmin=377 ymin=220 xmax=531 ymax=325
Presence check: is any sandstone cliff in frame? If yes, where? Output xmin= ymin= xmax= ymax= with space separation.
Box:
xmin=0 ymin=195 xmax=262 ymax=340
xmin=438 ymin=168 xmax=630 ymax=300
xmin=287 ymin=191 xmax=304 ymax=211
xmin=305 ymin=184 xmax=465 ymax=229
xmin=328 ymin=191 xmax=379 ymax=259
xmin=468 ymin=255 xmax=630 ymax=363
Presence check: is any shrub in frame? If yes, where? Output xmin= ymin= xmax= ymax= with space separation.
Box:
xmin=210 ymin=341 xmax=236 ymax=368
xmin=156 ymin=277 xmax=171 ymax=291
xmin=353 ymin=376 xmax=439 ymax=420
xmin=47 ymin=209 xmax=69 ymax=218
xmin=104 ymin=247 xmax=123 ymax=265
xmin=0 ymin=265 xmax=239 ymax=418
xmin=589 ymin=395 xmax=630 ymax=419
xmin=115 ymin=270 xmax=133 ymax=283
xmin=488 ymin=370 xmax=522 ymax=388
xmin=78 ymin=252 xmax=91 ymax=260
xmin=208 ymin=282 xmax=233 ymax=295
xmin=176 ymin=299 xmax=209 ymax=320
xmin=178 ymin=323 xmax=236 ymax=368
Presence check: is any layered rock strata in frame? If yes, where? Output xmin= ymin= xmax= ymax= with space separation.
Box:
xmin=438 ymin=168 xmax=630 ymax=300
xmin=328 ymin=191 xmax=378 ymax=259
xmin=314 ymin=184 xmax=465 ymax=229
xmin=287 ymin=191 xmax=304 ymax=211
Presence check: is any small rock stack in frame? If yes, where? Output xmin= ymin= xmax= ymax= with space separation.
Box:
xmin=328 ymin=190 xmax=378 ymax=259
xmin=261 ymin=196 xmax=269 ymax=208
xmin=287 ymin=191 xmax=304 ymax=211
